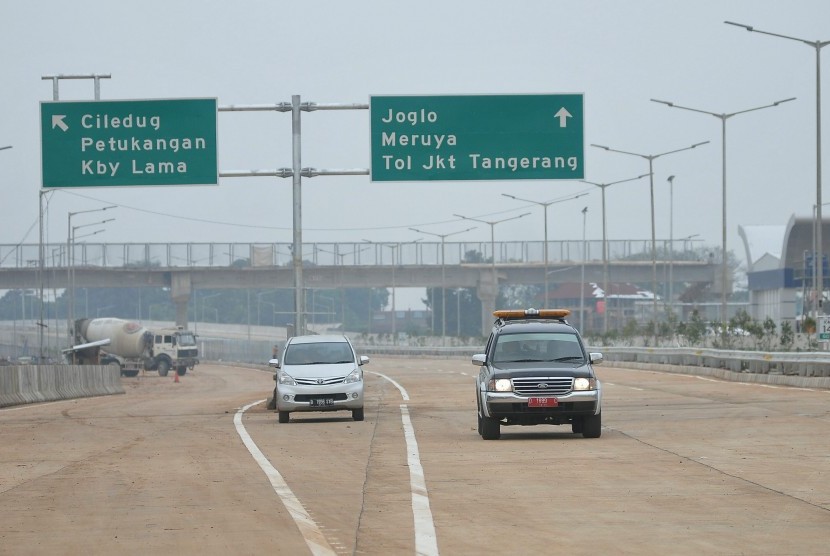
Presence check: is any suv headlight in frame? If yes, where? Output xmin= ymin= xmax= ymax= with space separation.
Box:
xmin=488 ymin=378 xmax=513 ymax=392
xmin=278 ymin=371 xmax=297 ymax=386
xmin=344 ymin=368 xmax=362 ymax=384
xmin=573 ymin=377 xmax=596 ymax=391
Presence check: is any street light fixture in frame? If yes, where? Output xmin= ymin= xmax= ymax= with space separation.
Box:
xmin=66 ymin=205 xmax=116 ymax=343
xmin=500 ymin=191 xmax=588 ymax=310
xmin=581 ymin=173 xmax=650 ymax=333
xmin=726 ymin=21 xmax=830 ymax=315
xmin=651 ymin=96 xmax=795 ymax=324
xmin=409 ymin=226 xmax=476 ymax=343
xmin=591 ymin=141 xmax=709 ymax=343
xmin=453 ymin=212 xmax=531 ymax=333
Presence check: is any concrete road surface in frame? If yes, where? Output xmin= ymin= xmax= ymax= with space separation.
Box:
xmin=1 ymin=358 xmax=828 ymax=555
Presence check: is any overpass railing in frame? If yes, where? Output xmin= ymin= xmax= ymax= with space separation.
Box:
xmin=0 ymin=238 xmax=706 ymax=270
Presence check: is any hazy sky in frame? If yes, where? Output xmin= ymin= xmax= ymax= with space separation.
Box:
xmin=3 ymin=0 xmax=830 ymax=269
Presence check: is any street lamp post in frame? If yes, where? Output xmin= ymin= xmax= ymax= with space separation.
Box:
xmin=362 ymin=239 xmax=422 ymax=344
xmin=66 ymin=205 xmax=116 ymax=343
xmin=726 ymin=21 xmax=830 ymax=315
xmin=581 ymin=174 xmax=649 ymax=333
xmin=651 ymin=96 xmax=795 ymax=325
xmin=500 ymin=192 xmax=588 ymax=310
xmin=591 ymin=141 xmax=709 ymax=344
xmin=580 ymin=207 xmax=588 ymax=331
xmin=667 ymin=175 xmax=676 ymax=317
xmin=409 ymin=226 xmax=476 ymax=344
xmin=453 ymin=212 xmax=530 ymax=325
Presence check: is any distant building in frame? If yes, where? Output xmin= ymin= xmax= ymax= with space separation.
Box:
xmin=740 ymin=214 xmax=829 ymax=326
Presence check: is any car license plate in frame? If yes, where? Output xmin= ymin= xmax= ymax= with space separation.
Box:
xmin=309 ymin=398 xmax=335 ymax=407
xmin=528 ymin=397 xmax=558 ymax=408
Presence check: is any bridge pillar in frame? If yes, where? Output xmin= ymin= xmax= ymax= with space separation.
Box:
xmin=476 ymin=270 xmax=499 ymax=336
xmin=169 ymin=273 xmax=192 ymax=328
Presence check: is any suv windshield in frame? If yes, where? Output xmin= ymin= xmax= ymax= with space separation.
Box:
xmin=492 ymin=332 xmax=584 ymax=363
xmin=284 ymin=342 xmax=355 ymax=365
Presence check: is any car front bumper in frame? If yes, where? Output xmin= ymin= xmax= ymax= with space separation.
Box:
xmin=276 ymin=381 xmax=364 ymax=412
xmin=482 ymin=389 xmax=600 ymax=418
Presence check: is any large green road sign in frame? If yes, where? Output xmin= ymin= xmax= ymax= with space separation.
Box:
xmin=41 ymin=98 xmax=218 ymax=188
xmin=370 ymin=94 xmax=584 ymax=182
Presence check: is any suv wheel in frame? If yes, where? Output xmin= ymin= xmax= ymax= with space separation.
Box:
xmin=572 ymin=418 xmax=584 ymax=434
xmin=582 ymin=412 xmax=602 ymax=438
xmin=480 ymin=415 xmax=501 ymax=440
xmin=352 ymin=408 xmax=364 ymax=421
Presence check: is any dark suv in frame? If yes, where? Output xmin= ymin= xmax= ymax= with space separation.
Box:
xmin=473 ymin=309 xmax=603 ymax=440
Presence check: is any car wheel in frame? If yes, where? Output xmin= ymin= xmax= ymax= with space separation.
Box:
xmin=157 ymin=360 xmax=170 ymax=377
xmin=266 ymin=389 xmax=277 ymax=410
xmin=176 ymin=366 xmax=187 ymax=376
xmin=582 ymin=411 xmax=602 ymax=438
xmin=352 ymin=408 xmax=364 ymax=421
xmin=480 ymin=415 xmax=500 ymax=440
xmin=278 ymin=411 xmax=290 ymax=424
xmin=572 ymin=418 xmax=584 ymax=434
xmin=476 ymin=393 xmax=483 ymax=435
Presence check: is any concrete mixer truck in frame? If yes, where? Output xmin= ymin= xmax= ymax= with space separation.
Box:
xmin=66 ymin=318 xmax=199 ymax=377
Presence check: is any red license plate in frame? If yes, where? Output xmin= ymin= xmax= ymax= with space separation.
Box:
xmin=528 ymin=397 xmax=558 ymax=408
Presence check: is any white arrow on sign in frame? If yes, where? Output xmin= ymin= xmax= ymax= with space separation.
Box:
xmin=554 ymin=107 xmax=572 ymax=128
xmin=51 ymin=115 xmax=69 ymax=132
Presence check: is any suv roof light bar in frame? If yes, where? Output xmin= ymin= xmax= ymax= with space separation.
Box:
xmin=493 ymin=308 xmax=572 ymax=320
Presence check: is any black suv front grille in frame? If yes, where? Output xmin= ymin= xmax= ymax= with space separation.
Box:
xmin=512 ymin=377 xmax=573 ymax=396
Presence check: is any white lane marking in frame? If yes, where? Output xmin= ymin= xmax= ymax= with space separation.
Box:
xmin=0 ymin=399 xmax=76 ymax=412
xmin=604 ymin=382 xmax=643 ymax=391
xmin=234 ymin=400 xmax=336 ymax=556
xmin=369 ymin=371 xmax=439 ymax=556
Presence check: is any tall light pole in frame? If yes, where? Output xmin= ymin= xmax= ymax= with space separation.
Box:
xmin=667 ymin=175 xmax=676 ymax=318
xmin=580 ymin=206 xmax=588 ymax=332
xmin=66 ymin=207 xmax=116 ymax=343
xmin=362 ymin=239 xmax=422 ymax=344
xmin=500 ymin=192 xmax=588 ymax=309
xmin=453 ymin=212 xmax=530 ymax=332
xmin=651 ymin=97 xmax=795 ymax=324
xmin=581 ymin=173 xmax=649 ymax=333
xmin=591 ymin=141 xmax=709 ymax=344
xmin=726 ymin=21 xmax=829 ymax=316
xmin=409 ymin=226 xmax=475 ymax=343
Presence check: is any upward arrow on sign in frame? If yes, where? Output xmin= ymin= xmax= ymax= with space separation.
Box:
xmin=554 ymin=107 xmax=572 ymax=128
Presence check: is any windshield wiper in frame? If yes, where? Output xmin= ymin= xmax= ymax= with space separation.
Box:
xmin=553 ymin=356 xmax=584 ymax=362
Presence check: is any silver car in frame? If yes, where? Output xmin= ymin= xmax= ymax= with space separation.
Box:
xmin=269 ymin=334 xmax=368 ymax=423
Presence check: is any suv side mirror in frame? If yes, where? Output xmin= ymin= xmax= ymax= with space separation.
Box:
xmin=471 ymin=353 xmax=486 ymax=366
xmin=589 ymin=352 xmax=603 ymax=365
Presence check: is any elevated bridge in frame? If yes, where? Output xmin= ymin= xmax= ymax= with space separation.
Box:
xmin=0 ymin=239 xmax=716 ymax=334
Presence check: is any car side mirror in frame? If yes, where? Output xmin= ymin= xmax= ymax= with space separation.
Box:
xmin=589 ymin=352 xmax=603 ymax=365
xmin=471 ymin=353 xmax=486 ymax=366
xmin=359 ymin=355 xmax=370 ymax=366
xmin=269 ymin=358 xmax=280 ymax=368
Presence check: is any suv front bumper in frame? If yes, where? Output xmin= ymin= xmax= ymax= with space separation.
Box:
xmin=482 ymin=389 xmax=600 ymax=419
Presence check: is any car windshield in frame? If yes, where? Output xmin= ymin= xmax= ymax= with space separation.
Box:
xmin=177 ymin=332 xmax=196 ymax=346
xmin=493 ymin=332 xmax=584 ymax=363
xmin=283 ymin=342 xmax=355 ymax=365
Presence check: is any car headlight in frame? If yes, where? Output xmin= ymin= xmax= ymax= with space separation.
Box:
xmin=344 ymin=368 xmax=362 ymax=384
xmin=488 ymin=378 xmax=513 ymax=392
xmin=278 ymin=371 xmax=297 ymax=386
xmin=573 ymin=377 xmax=596 ymax=391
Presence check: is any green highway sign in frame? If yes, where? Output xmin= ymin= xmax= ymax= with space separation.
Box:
xmin=370 ymin=94 xmax=584 ymax=182
xmin=41 ymin=98 xmax=218 ymax=188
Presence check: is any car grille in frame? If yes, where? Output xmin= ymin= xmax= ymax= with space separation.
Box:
xmin=294 ymin=393 xmax=349 ymax=402
xmin=295 ymin=376 xmax=347 ymax=386
xmin=512 ymin=377 xmax=573 ymax=396
xmin=178 ymin=349 xmax=197 ymax=358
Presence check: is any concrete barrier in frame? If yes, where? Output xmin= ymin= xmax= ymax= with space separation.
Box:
xmin=0 ymin=365 xmax=124 ymax=408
